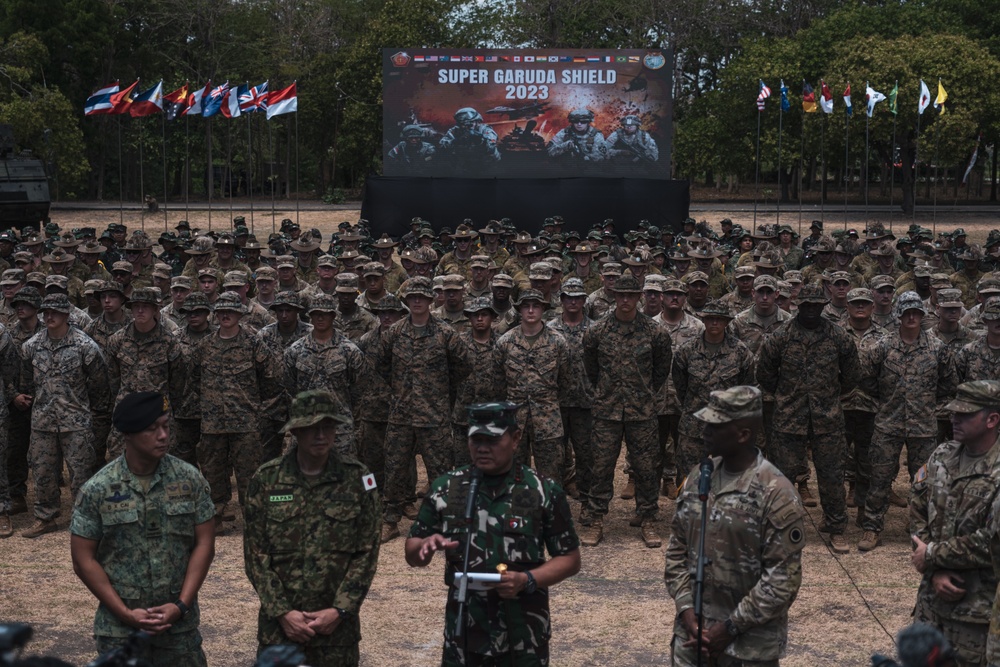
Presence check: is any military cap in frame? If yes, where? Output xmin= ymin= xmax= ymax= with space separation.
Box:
xmin=171 ymin=276 xmax=193 ymax=290
xmin=978 ymin=277 xmax=1000 ymax=295
xmin=411 ymin=247 xmax=437 ymax=265
xmin=264 ymin=292 xmax=302 ymax=312
xmin=450 ymin=224 xmax=478 ymax=240
xmin=694 ymin=385 xmax=763 ymax=424
xmin=175 ymin=220 xmax=191 ymax=231
xmin=895 ymin=290 xmax=926 ymax=316
xmin=244 ymin=235 xmax=262 ymax=250
xmin=281 ymin=390 xmax=350 ymax=434
xmin=83 ymin=279 xmax=104 ymax=296
xmin=335 ymin=273 xmax=360 ymax=293
xmin=53 ymin=232 xmax=80 ymax=249
xmin=255 ymin=266 xmax=278 ymax=281
xmin=45 ymin=275 xmax=69 ymax=290
xmin=21 ymin=235 xmax=44 ymax=247
xmin=0 ymin=231 xmax=16 ymax=244
xmin=751 ymin=224 xmax=778 ymax=240
xmin=11 ymin=286 xmax=41 ymax=309
xmin=776 ymin=281 xmax=792 ymax=298
xmin=467 ymin=401 xmax=521 ymax=437
xmin=958 ymin=244 xmax=984 ymax=262
xmin=734 ymin=266 xmax=756 ymax=279
xmin=469 ymin=255 xmax=490 ymax=269
xmin=213 ymin=233 xmax=237 ymax=248
xmin=431 ymin=276 xmax=446 ymax=293
xmin=311 ymin=254 xmax=334 ymax=269
xmin=97 ymin=281 xmax=127 ymax=298
xmin=869 ymin=241 xmax=896 ymax=257
xmin=42 ymin=248 xmax=75 ymax=265
xmin=197 ymin=268 xmax=221 ymax=283
xmin=528 ymin=262 xmax=554 ymax=281
xmin=234 ymin=225 xmax=249 ymax=237
xmin=12 ymin=251 xmax=32 ymax=265
xmin=514 ymin=289 xmax=548 ymax=307
xmin=400 ymin=276 xmax=434 ymax=300
xmin=479 ymin=222 xmax=503 ymax=236
xmin=223 ymin=271 xmax=248 ymax=287
xmin=846 ymin=287 xmax=874 ymax=303
xmin=338 ymin=227 xmax=363 ymax=243
xmin=439 ymin=275 xmax=464 ymax=292
xmin=753 ymin=275 xmax=778 ymax=291
xmin=43 ymin=222 xmax=61 ymax=234
xmin=25 ymin=272 xmax=46 ymax=289
xmin=126 ymin=287 xmax=161 ymax=307
xmin=177 ymin=291 xmax=210 ymax=313
xmin=600 ymin=262 xmax=623 ymax=277
xmin=945 ymin=380 xmax=1000 ymax=413
xmin=913 ymin=263 xmax=934 ymax=278
xmin=308 ymin=293 xmax=339 ymax=313
xmin=186 ymin=236 xmax=215 ymax=255
xmin=289 ymin=236 xmax=321 ymax=253
xmin=936 ymin=288 xmax=964 ymax=309
xmin=491 ymin=273 xmax=514 ymax=289
xmin=865 ymin=222 xmax=889 ymax=240
xmin=622 ymin=250 xmax=651 ymax=267
xmin=0 ymin=269 xmax=25 ymax=286
xmin=613 ymin=275 xmax=642 ymax=294
xmin=982 ymin=296 xmax=1000 ymax=321
xmin=359 ymin=261 xmax=384 ymax=277
xmin=111 ymin=261 xmax=133 ymax=274
xmin=276 ymin=255 xmax=296 ymax=269
xmin=125 ymin=232 xmax=153 ymax=250
xmin=212 ymin=292 xmax=245 ymax=313
xmin=558 ymin=277 xmax=587 ymax=298
xmin=825 ymin=270 xmax=852 ymax=285
xmin=698 ymin=300 xmax=733 ymax=320
xmin=113 ymin=391 xmax=171 ymax=434
xmin=642 ymin=275 xmax=667 ymax=292
xmin=39 ymin=293 xmax=71 ymax=313
xmin=463 ymin=296 xmax=499 ymax=316
xmin=680 ymin=271 xmax=707 ymax=286
xmin=687 ymin=242 xmax=725 ymax=259
xmin=796 ymin=283 xmax=829 ymax=305
xmin=870 ymin=275 xmax=895 ymax=290
xmin=370 ymin=294 xmax=408 ymax=313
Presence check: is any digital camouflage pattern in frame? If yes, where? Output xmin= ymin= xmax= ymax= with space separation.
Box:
xmin=243 ymin=447 xmax=381 ymax=649
xmin=955 ymin=336 xmax=1000 ymax=384
xmin=584 ymin=286 xmax=615 ymax=321
xmin=546 ymin=317 xmax=595 ymax=409
xmin=494 ymin=326 xmax=571 ymax=441
xmin=665 ymin=452 xmax=805 ymax=663
xmin=84 ymin=311 xmax=133 ymax=351
xmin=104 ymin=320 xmax=186 ymax=426
xmin=0 ymin=324 xmax=18 ymax=512
xmin=409 ymin=464 xmax=579 ymax=664
xmin=334 ymin=306 xmax=378 ymax=343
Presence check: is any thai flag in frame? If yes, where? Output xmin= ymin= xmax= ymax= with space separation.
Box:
xmin=266 ymin=82 xmax=298 ymax=119
xmin=85 ymin=83 xmax=119 ymax=116
xmin=239 ymin=81 xmax=269 ymax=113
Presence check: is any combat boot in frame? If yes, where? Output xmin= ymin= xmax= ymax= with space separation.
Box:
xmin=845 ymin=483 xmax=856 ymax=508
xmin=0 ymin=513 xmax=11 ymax=538
xmin=21 ymin=518 xmax=58 ymax=539
xmin=402 ymin=502 xmax=420 ymax=521
xmin=220 ymin=503 xmax=236 ymax=521
xmin=661 ymin=479 xmax=678 ymax=500
xmin=857 ymin=530 xmax=881 ymax=552
xmin=563 ymin=479 xmax=580 ymax=499
xmin=797 ymin=482 xmax=818 ymax=507
xmin=889 ymin=488 xmax=908 ymax=508
xmin=620 ymin=478 xmax=636 ymax=500
xmin=828 ymin=534 xmax=849 ymax=554
xmin=640 ymin=520 xmax=662 ymax=548
xmin=579 ymin=521 xmax=603 ymax=547
xmin=380 ymin=521 xmax=401 ymax=543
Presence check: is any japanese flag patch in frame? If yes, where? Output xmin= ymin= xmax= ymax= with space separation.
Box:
xmin=362 ymin=473 xmax=377 ymax=491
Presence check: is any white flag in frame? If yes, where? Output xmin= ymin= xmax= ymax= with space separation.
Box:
xmin=918 ymin=79 xmax=931 ymax=115
xmin=865 ymin=85 xmax=886 ymax=118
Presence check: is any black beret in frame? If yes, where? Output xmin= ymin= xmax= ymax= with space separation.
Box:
xmin=113 ymin=391 xmax=170 ymax=434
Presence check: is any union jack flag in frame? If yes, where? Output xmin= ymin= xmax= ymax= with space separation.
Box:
xmin=239 ymin=81 xmax=269 ymax=113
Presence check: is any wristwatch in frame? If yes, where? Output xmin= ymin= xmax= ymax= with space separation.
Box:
xmin=522 ymin=571 xmax=537 ymax=595
xmin=334 ymin=606 xmax=352 ymax=620
xmin=724 ymin=618 xmax=740 ymax=638
xmin=173 ymin=599 xmax=190 ymax=618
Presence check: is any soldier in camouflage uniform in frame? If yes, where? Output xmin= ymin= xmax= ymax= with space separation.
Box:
xmin=18 ymin=293 xmax=111 ymax=537
xmin=85 ymin=281 xmax=132 ymax=352
xmin=757 ymin=283 xmax=860 ymax=553
xmin=160 ymin=275 xmax=193 ymax=328
xmin=332 ymin=273 xmax=378 ymax=343
xmin=244 ymin=390 xmax=381 ymax=667
xmin=191 ymin=292 xmax=282 ymax=531
xmin=584 ymin=261 xmax=620 ymax=320
xmin=0 ymin=318 xmax=18 ymax=536
xmin=581 ymin=275 xmax=672 ymax=548
xmin=405 ymin=402 xmax=581 ymax=667
xmin=7 ymin=287 xmax=43 ymax=513
xmin=547 ymin=108 xmax=608 ymax=163
xmin=0 ymin=268 xmax=25 ymax=327
xmin=373 ymin=277 xmax=471 ymax=542
xmin=70 ymin=391 xmax=215 ymax=667
xmin=372 ymin=234 xmax=408 ymax=293
xmin=665 ymin=386 xmax=805 ymax=667
xmin=910 ymin=381 xmax=1000 ymax=667
xmin=494 ymin=289 xmax=571 ymax=483
xmin=436 ymin=224 xmax=478 ymax=280
xmin=955 ymin=297 xmax=1000 ymax=385
xmin=223 ymin=270 xmax=275 ymax=333
xmin=433 ymin=274 xmax=473 ymax=333
xmin=453 ymin=297 xmax=504 ymax=467
xmin=173 ymin=293 xmax=217 ymax=466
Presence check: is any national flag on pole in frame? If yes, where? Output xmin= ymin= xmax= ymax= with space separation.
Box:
xmin=84 ymin=82 xmax=119 ymax=116
xmin=163 ymin=84 xmax=189 ymax=121
xmin=843 ymin=84 xmax=852 ymax=117
xmin=202 ymin=82 xmax=230 ymax=118
xmin=819 ymin=80 xmax=834 ymax=113
xmin=934 ymin=79 xmax=948 ymax=114
xmin=888 ymin=81 xmax=898 ymax=115
xmin=756 ymin=80 xmax=771 ymax=111
xmin=266 ymin=82 xmax=298 ymax=119
xmin=108 ymin=80 xmax=139 ymax=115
xmin=239 ymin=81 xmax=269 ymax=113
xmin=221 ymin=83 xmax=246 ymax=118
xmin=918 ymin=79 xmax=931 ymax=115
xmin=865 ymin=84 xmax=886 ymax=118
xmin=962 ymin=132 xmax=982 ymax=185
xmin=185 ymin=81 xmax=210 ymax=116
xmin=802 ymin=81 xmax=817 ymax=113
xmin=780 ymin=80 xmax=790 ymax=112
xmin=129 ymin=80 xmax=164 ymax=117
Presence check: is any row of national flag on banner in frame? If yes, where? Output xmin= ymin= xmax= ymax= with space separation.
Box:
xmin=756 ymin=78 xmax=948 ymax=117
xmin=83 ymin=80 xmax=298 ymax=120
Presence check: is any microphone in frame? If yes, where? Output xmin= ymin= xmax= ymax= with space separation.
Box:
xmin=698 ymin=458 xmax=714 ymax=501
xmin=465 ymin=467 xmax=483 ymax=524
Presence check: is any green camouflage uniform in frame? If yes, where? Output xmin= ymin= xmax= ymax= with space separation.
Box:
xmin=432 ymin=306 xmax=472 ymax=335
xmin=172 ymin=324 xmax=217 ymax=465
xmin=665 ymin=451 xmax=805 ymax=666
xmin=334 ymin=306 xmax=378 ymax=343
xmin=0 ymin=324 xmax=18 ymax=512
xmin=244 ymin=447 xmax=381 ymax=667
xmin=547 ymin=317 xmax=596 ymax=494
xmin=409 ymin=464 xmax=580 ymax=666
xmin=842 ymin=322 xmax=886 ymax=504
xmin=7 ymin=319 xmax=42 ymax=500
xmin=436 ymin=252 xmax=475 ymax=281
xmin=452 ymin=331 xmax=504 ymax=467
xmin=654 ymin=312 xmax=705 ymax=487
xmin=955 ymin=337 xmax=1000 ymax=384
xmin=950 ymin=270 xmax=984 ymax=309
xmin=84 ymin=312 xmax=134 ymax=351
xmin=70 ymin=454 xmax=214 ymax=667
xmin=358 ymin=327 xmax=392 ymax=490
xmin=257 ymin=320 xmax=313 ymax=461
xmin=584 ymin=286 xmax=614 ymax=321
xmin=757 ymin=318 xmax=860 ymax=533
xmin=493 ymin=326 xmax=572 ymax=482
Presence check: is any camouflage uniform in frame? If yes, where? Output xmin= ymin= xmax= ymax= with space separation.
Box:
xmin=547 ymin=316 xmax=596 ymax=495
xmin=912 ymin=435 xmax=1000 ymax=666
xmin=160 ymin=302 xmax=187 ymax=329
xmin=84 ymin=312 xmax=133 ymax=351
xmin=373 ymin=315 xmax=471 ymax=524
xmin=432 ymin=305 xmax=472 ymax=334
xmin=757 ymin=318 xmax=861 ymax=533
xmin=244 ymin=447 xmax=381 ymax=667
xmin=20 ymin=325 xmax=110 ymax=520
xmin=358 ymin=327 xmax=392 ymax=490
xmin=436 ymin=252 xmax=475 ymax=281
xmin=7 ymin=318 xmax=40 ymax=504
xmin=191 ymin=326 xmax=282 ymax=512
xmin=70 ymin=454 xmax=215 ymax=667
xmin=581 ymin=312 xmax=672 ymax=522
xmin=452 ymin=331 xmax=504 ymax=467
xmin=241 ymin=300 xmax=276 ymax=333
xmin=842 ymin=322 xmax=886 ymax=505
xmin=334 ymin=306 xmax=378 ymax=343
xmin=665 ymin=451 xmax=805 ymax=666
xmin=955 ymin=337 xmax=1000 ymax=384
xmin=257 ymin=320 xmax=313 ymax=461
xmin=654 ymin=312 xmax=705 ymax=487
xmin=0 ymin=324 xmax=18 ymax=512
xmin=409 ymin=464 xmax=580 ymax=666
xmin=174 ymin=322 xmax=217 ymax=466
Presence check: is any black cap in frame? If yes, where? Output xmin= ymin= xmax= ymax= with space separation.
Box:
xmin=113 ymin=391 xmax=170 ymax=434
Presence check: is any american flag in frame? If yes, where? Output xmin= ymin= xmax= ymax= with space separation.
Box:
xmin=756 ymin=80 xmax=771 ymax=111
xmin=239 ymin=81 xmax=269 ymax=113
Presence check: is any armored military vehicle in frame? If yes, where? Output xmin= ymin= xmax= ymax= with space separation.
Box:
xmin=0 ymin=124 xmax=50 ymax=230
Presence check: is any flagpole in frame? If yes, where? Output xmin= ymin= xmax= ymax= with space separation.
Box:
xmin=162 ymin=108 xmax=168 ymax=229
xmin=245 ymin=82 xmax=255 ymax=232
xmin=295 ymin=84 xmax=300 ymax=227
xmin=843 ymin=82 xmax=849 ymax=230
xmin=227 ymin=119 xmax=234 ymax=225
xmin=184 ymin=101 xmax=190 ymax=221
xmin=207 ymin=117 xmax=213 ymax=231
xmin=753 ymin=108 xmax=761 ymax=233
xmin=268 ymin=117 xmax=276 ymax=233
xmin=889 ymin=81 xmax=898 ymax=231
xmin=932 ymin=117 xmax=941 ymax=234
xmin=864 ymin=82 xmax=870 ymax=223
xmin=820 ymin=113 xmax=827 ymax=223
xmin=914 ymin=107 xmax=921 ymax=225
xmin=799 ymin=94 xmax=806 ymax=234
xmin=777 ymin=94 xmax=783 ymax=227
xmin=138 ymin=116 xmax=145 ymax=231
xmin=118 ymin=116 xmax=124 ymax=226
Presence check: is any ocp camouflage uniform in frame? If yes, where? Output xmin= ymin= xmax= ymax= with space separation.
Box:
xmin=373 ymin=315 xmax=471 ymax=524
xmin=665 ymin=452 xmax=805 ymax=666
xmin=452 ymin=330 xmax=504 ymax=467
xmin=436 ymin=252 xmax=474 ymax=281
xmin=757 ymin=318 xmax=860 ymax=533
xmin=654 ymin=312 xmax=705 ymax=487
xmin=334 ymin=307 xmax=378 ymax=343
xmin=547 ymin=317 xmax=596 ymax=495
xmin=955 ymin=337 xmax=1000 ymax=384
xmin=950 ymin=270 xmax=984 ymax=309
xmin=0 ymin=324 xmax=19 ymax=513
xmin=582 ymin=313 xmax=671 ymax=522
xmin=242 ymin=300 xmax=276 ymax=333
xmin=191 ymin=326 xmax=282 ymax=514
xmin=283 ymin=331 xmax=372 ymax=457
xmin=70 ymin=454 xmax=215 ymax=667
xmin=912 ymin=436 xmax=1000 ymax=666
xmin=672 ymin=333 xmax=755 ymax=480
xmin=244 ymin=447 xmax=381 ymax=667
xmin=173 ymin=323 xmax=217 ymax=465
xmin=584 ymin=286 xmax=615 ymax=321
xmin=257 ymin=320 xmax=313 ymax=461
xmin=494 ymin=326 xmax=572 ymax=482
xmin=160 ymin=302 xmax=187 ymax=329
xmin=934 ymin=326 xmax=981 ymax=443
xmin=860 ymin=330 xmax=958 ymax=533
xmin=409 ymin=464 xmax=580 ymax=666
xmin=20 ymin=325 xmax=110 ymax=520
xmin=842 ymin=322 xmax=886 ymax=506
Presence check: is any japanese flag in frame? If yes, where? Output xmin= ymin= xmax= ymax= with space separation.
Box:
xmin=362 ymin=473 xmax=377 ymax=491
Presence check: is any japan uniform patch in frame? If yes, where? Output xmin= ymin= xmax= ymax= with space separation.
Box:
xmin=362 ymin=473 xmax=377 ymax=491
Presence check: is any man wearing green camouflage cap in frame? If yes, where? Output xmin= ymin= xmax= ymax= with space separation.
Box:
xmin=245 ymin=390 xmax=381 ymax=667
xmin=955 ymin=296 xmax=1000 ymax=385
xmin=406 ymin=401 xmax=580 ymax=667
xmin=910 ymin=380 xmax=1000 ymax=666
xmin=665 ymin=385 xmax=805 ymax=667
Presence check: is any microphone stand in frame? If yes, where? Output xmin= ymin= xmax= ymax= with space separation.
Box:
xmin=694 ymin=458 xmax=714 ymax=667
xmin=454 ymin=467 xmax=483 ymax=652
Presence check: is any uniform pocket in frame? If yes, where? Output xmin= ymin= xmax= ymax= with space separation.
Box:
xmin=165 ymin=500 xmax=196 ymax=537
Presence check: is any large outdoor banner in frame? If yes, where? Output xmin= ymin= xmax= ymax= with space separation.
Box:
xmin=382 ymin=48 xmax=673 ymax=179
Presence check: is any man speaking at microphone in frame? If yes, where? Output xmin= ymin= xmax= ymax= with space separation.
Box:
xmin=665 ymin=386 xmax=805 ymax=666
xmin=405 ymin=401 xmax=581 ymax=666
